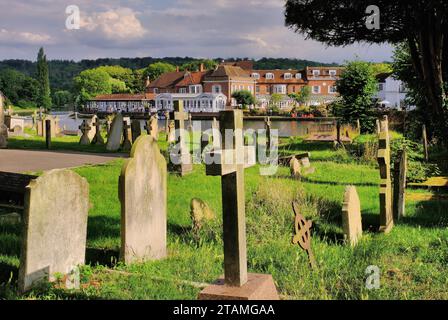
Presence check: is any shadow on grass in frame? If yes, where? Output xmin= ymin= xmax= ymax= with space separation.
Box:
xmin=400 ymin=200 xmax=448 ymax=228
xmin=301 ymin=176 xmax=378 ymax=187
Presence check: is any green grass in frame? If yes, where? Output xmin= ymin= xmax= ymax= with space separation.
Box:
xmin=0 ymin=137 xmax=447 ymax=300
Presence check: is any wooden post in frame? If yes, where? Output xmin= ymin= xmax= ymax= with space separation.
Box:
xmin=165 ymin=111 xmax=170 ymax=141
xmin=422 ymin=124 xmax=429 ymax=162
xmin=377 ymin=116 xmax=393 ymax=233
xmin=393 ymin=150 xmax=407 ymax=221
xmin=45 ymin=119 xmax=51 ymax=149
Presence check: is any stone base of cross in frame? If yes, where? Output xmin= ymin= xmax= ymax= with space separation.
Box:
xmin=169 ymin=101 xmax=193 ymax=176
xmin=198 ymin=110 xmax=279 ymax=300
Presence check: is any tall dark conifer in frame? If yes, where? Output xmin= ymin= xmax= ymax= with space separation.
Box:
xmin=36 ymin=47 xmax=52 ymax=110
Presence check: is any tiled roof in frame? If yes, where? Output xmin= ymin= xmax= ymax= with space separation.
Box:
xmin=175 ymin=71 xmax=208 ymax=87
xmin=251 ymin=70 xmax=306 ymax=84
xmin=376 ymin=72 xmax=393 ymax=82
xmin=92 ymin=93 xmax=156 ymax=101
xmin=205 ymin=65 xmax=252 ymax=80
xmin=147 ymin=71 xmax=185 ymax=89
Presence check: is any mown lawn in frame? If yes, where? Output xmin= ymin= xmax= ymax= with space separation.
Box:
xmin=0 ymin=137 xmax=447 ymax=300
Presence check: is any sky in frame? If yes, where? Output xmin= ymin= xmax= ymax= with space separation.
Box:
xmin=0 ymin=0 xmax=394 ymax=63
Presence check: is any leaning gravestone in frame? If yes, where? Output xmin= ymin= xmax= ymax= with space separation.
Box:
xmin=18 ymin=169 xmax=89 ymax=292
xmin=106 ymin=114 xmax=124 ymax=151
xmin=190 ymin=198 xmax=215 ymax=231
xmin=377 ymin=116 xmax=394 ymax=233
xmin=393 ymin=150 xmax=407 ymax=220
xmin=342 ymin=186 xmax=363 ymax=246
xmin=119 ymin=135 xmax=167 ymax=264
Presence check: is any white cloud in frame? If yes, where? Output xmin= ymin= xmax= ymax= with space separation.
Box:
xmin=80 ymin=7 xmax=148 ymax=40
xmin=0 ymin=28 xmax=51 ymax=45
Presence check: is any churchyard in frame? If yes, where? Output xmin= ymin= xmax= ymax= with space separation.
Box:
xmin=0 ymin=105 xmax=447 ymax=300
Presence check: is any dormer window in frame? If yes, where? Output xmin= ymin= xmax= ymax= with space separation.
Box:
xmin=251 ymin=73 xmax=260 ymax=79
xmin=329 ymin=70 xmax=337 ymax=77
xmin=312 ymin=70 xmax=321 ymax=77
xmin=284 ymin=73 xmax=292 ymax=80
xmin=295 ymin=73 xmax=302 ymax=80
xmin=266 ymin=73 xmax=275 ymax=80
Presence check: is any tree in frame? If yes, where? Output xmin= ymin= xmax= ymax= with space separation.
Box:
xmin=232 ymin=90 xmax=256 ymax=108
xmin=0 ymin=69 xmax=39 ymax=107
xmin=333 ymin=60 xmax=378 ymax=132
xmin=36 ymin=47 xmax=52 ymax=110
xmin=74 ymin=69 xmax=112 ymax=105
xmin=180 ymin=59 xmax=218 ymax=71
xmin=96 ymin=66 xmax=135 ymax=92
xmin=52 ymin=90 xmax=73 ymax=108
xmin=144 ymin=62 xmax=177 ymax=82
xmin=285 ymin=0 xmax=448 ymax=143
xmin=289 ymin=86 xmax=311 ymax=105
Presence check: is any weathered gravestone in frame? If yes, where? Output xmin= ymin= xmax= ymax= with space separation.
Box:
xmin=45 ymin=119 xmax=52 ymax=149
xmin=18 ymin=169 xmax=89 ymax=292
xmin=393 ymin=150 xmax=407 ymax=220
xmin=119 ymin=135 xmax=167 ymax=264
xmin=91 ymin=118 xmax=105 ymax=145
xmin=106 ymin=114 xmax=124 ymax=151
xmin=167 ymin=120 xmax=176 ymax=144
xmin=145 ymin=115 xmax=158 ymax=141
xmin=169 ymin=101 xmax=193 ymax=176
xmin=122 ymin=120 xmax=133 ymax=152
xmin=199 ymin=110 xmax=279 ymax=300
xmin=190 ymin=198 xmax=215 ymax=231
xmin=86 ymin=115 xmax=98 ymax=142
xmin=37 ymin=115 xmax=60 ymax=138
xmin=342 ymin=186 xmax=363 ymax=246
xmin=131 ymin=120 xmax=142 ymax=143
xmin=290 ymin=157 xmax=301 ymax=179
xmin=79 ymin=120 xmax=92 ymax=145
xmin=377 ymin=116 xmax=394 ymax=233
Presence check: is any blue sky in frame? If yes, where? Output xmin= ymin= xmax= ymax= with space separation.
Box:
xmin=0 ymin=0 xmax=393 ymax=63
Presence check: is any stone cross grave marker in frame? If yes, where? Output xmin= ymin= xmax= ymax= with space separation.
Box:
xmin=91 ymin=118 xmax=105 ymax=145
xmin=393 ymin=150 xmax=407 ymax=220
xmin=87 ymin=115 xmax=98 ymax=141
xmin=18 ymin=169 xmax=89 ymax=292
xmin=119 ymin=135 xmax=167 ymax=264
xmin=377 ymin=116 xmax=394 ymax=233
xmin=79 ymin=120 xmax=92 ymax=145
xmin=131 ymin=119 xmax=142 ymax=143
xmin=122 ymin=120 xmax=133 ymax=152
xmin=342 ymin=186 xmax=363 ymax=246
xmin=205 ymin=110 xmax=254 ymax=287
xmin=199 ymin=110 xmax=278 ymax=300
xmin=169 ymin=101 xmax=193 ymax=176
xmin=106 ymin=114 xmax=124 ymax=151
xmin=292 ymin=202 xmax=317 ymax=269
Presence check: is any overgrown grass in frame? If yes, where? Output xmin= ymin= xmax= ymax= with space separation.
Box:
xmin=0 ymin=137 xmax=447 ymax=300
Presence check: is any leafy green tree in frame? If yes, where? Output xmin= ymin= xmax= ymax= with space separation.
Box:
xmin=52 ymin=90 xmax=73 ymax=108
xmin=74 ymin=69 xmax=112 ymax=105
xmin=109 ymin=78 xmax=129 ymax=93
xmin=0 ymin=69 xmax=39 ymax=106
xmin=284 ymin=0 xmax=448 ymax=143
xmin=232 ymin=90 xmax=256 ymax=108
xmin=144 ymin=62 xmax=177 ymax=82
xmin=180 ymin=59 xmax=218 ymax=71
xmin=334 ymin=61 xmax=378 ymax=132
xmin=289 ymin=86 xmax=311 ymax=105
xmin=36 ymin=47 xmax=52 ymax=110
xmin=96 ymin=66 xmax=135 ymax=92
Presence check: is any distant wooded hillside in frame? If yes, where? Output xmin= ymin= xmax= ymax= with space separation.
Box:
xmin=0 ymin=57 xmax=339 ymax=92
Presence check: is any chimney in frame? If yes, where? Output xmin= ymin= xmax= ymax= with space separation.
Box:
xmin=199 ymin=63 xmax=205 ymax=72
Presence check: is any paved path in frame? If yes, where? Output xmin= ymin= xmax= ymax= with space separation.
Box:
xmin=0 ymin=149 xmax=126 ymax=173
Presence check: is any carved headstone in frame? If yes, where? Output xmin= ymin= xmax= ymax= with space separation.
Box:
xmin=167 ymin=121 xmax=176 ymax=144
xmin=119 ymin=136 xmax=167 ymax=263
xmin=292 ymin=202 xmax=316 ymax=269
xmin=121 ymin=120 xmax=133 ymax=152
xmin=377 ymin=116 xmax=393 ymax=233
xmin=18 ymin=169 xmax=89 ymax=292
xmin=342 ymin=186 xmax=363 ymax=246
xmin=146 ymin=115 xmax=158 ymax=141
xmin=91 ymin=118 xmax=105 ymax=145
xmin=106 ymin=114 xmax=124 ymax=151
xmin=87 ymin=115 xmax=98 ymax=141
xmin=393 ymin=150 xmax=407 ymax=220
